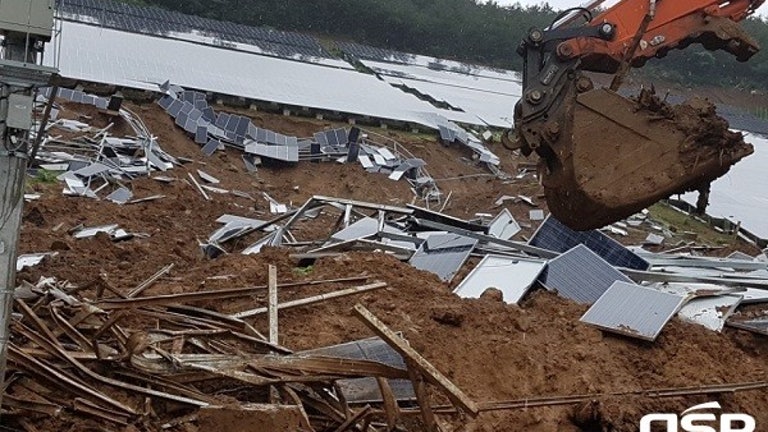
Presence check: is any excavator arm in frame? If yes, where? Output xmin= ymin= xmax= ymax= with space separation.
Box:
xmin=514 ymin=0 xmax=761 ymax=230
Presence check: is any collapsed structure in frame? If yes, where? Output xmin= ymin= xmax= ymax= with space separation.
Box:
xmin=7 ymin=92 xmax=768 ymax=431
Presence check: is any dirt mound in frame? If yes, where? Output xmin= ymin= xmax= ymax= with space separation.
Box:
xmin=11 ymin=101 xmax=768 ymax=432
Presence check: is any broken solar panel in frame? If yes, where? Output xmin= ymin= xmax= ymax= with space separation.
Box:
xmin=539 ymin=244 xmax=633 ymax=304
xmin=244 ymin=142 xmax=299 ymax=162
xmin=678 ymin=294 xmax=742 ymax=332
xmin=530 ymin=215 xmax=650 ymax=271
xmin=389 ymin=158 xmax=425 ymax=181
xmin=454 ymin=255 xmax=546 ymax=304
xmin=299 ymin=337 xmax=414 ymax=403
xmin=488 ymin=208 xmax=521 ymax=240
xmin=581 ymin=281 xmax=686 ymax=341
xmin=409 ymin=233 xmax=477 ymax=282
xmin=330 ymin=217 xmax=404 ymax=242
xmin=106 ymin=187 xmax=133 ymax=204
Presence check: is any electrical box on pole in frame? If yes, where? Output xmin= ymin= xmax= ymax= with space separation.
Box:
xmin=0 ymin=0 xmax=55 ymax=41
xmin=0 ymin=0 xmax=58 ymax=417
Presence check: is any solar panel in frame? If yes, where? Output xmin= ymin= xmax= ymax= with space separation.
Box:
xmin=314 ymin=131 xmax=329 ymax=147
xmin=95 ymin=98 xmax=109 ymax=110
xmin=188 ymin=108 xmax=202 ymax=122
xmin=195 ymin=126 xmax=208 ymax=145
xmin=530 ymin=215 xmax=650 ymax=270
xmin=488 ymin=208 xmax=521 ymax=240
xmin=175 ymin=111 xmax=188 ymax=128
xmin=539 ymin=244 xmax=633 ymax=304
xmin=409 ymin=233 xmax=477 ymax=282
xmin=581 ymin=281 xmax=685 ymax=341
xmin=199 ymin=139 xmax=219 ymax=156
xmin=454 ymin=255 xmax=546 ymax=305
xmin=167 ymin=99 xmax=183 ymax=117
xmin=201 ymin=107 xmax=215 ymax=122
xmin=244 ymin=142 xmax=299 ymax=162
xmin=266 ymin=130 xmax=277 ymax=145
xmin=179 ymin=101 xmax=194 ymax=115
xmin=331 ymin=217 xmax=404 ymax=242
xmin=256 ymin=128 xmax=268 ymax=143
xmin=236 ymin=117 xmax=250 ymax=136
xmin=215 ymin=112 xmax=229 ymax=128
xmin=183 ymin=118 xmax=198 ymax=133
xmin=347 ymin=139 xmax=360 ymax=163
xmin=299 ymin=337 xmax=414 ymax=403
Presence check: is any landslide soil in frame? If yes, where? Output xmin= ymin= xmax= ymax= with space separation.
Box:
xmin=14 ymin=102 xmax=768 ymax=432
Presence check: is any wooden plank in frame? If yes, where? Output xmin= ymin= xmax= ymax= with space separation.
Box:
xmin=332 ymin=405 xmax=372 ymax=432
xmin=408 ymin=366 xmax=438 ymax=432
xmin=376 ymin=377 xmax=399 ymax=431
xmin=353 ymin=304 xmax=479 ymax=416
xmin=127 ymin=263 xmax=174 ymax=298
xmin=278 ymin=386 xmax=315 ymax=432
xmin=233 ymin=282 xmax=387 ymax=319
xmin=268 ymin=265 xmax=279 ymax=344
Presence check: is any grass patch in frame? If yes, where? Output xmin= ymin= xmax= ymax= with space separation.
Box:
xmin=648 ymin=202 xmax=736 ymax=246
xmin=29 ymin=169 xmax=60 ymax=185
xmin=293 ymin=266 xmax=314 ymax=276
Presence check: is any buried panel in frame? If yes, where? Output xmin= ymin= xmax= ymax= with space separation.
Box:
xmin=299 ymin=337 xmax=415 ymax=403
xmin=580 ymin=281 xmax=686 ymax=341
xmin=454 ymin=255 xmax=546 ymax=304
xmin=409 ymin=233 xmax=477 ymax=282
xmin=529 ymin=215 xmax=650 ymax=270
xmin=539 ymin=244 xmax=633 ymax=304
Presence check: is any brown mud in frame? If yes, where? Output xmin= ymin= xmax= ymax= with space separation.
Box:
xmin=10 ymin=101 xmax=768 ymax=432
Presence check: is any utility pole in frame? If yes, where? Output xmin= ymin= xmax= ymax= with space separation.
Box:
xmin=0 ymin=0 xmax=57 ymax=412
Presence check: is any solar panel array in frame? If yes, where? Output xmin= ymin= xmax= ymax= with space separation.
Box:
xmin=58 ymin=0 xmax=333 ymax=60
xmin=530 ymin=215 xmax=650 ymax=271
xmin=335 ymin=41 xmax=415 ymax=64
xmin=43 ymin=87 xmax=110 ymax=110
xmin=158 ymin=85 xmax=300 ymax=162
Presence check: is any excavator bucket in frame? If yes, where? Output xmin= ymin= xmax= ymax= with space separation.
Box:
xmin=540 ymin=88 xmax=753 ymax=231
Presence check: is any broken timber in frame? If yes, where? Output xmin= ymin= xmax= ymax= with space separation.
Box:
xmin=353 ymin=304 xmax=479 ymax=417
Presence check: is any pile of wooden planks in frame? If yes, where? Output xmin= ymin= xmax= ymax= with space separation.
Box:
xmin=2 ymin=268 xmax=478 ymax=432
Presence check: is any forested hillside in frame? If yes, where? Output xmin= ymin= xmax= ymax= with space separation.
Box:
xmin=120 ymin=0 xmax=768 ymax=89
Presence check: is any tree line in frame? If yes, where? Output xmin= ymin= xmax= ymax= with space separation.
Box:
xmin=121 ymin=0 xmax=768 ymax=90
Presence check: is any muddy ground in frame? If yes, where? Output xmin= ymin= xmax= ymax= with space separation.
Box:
xmin=11 ymin=101 xmax=768 ymax=431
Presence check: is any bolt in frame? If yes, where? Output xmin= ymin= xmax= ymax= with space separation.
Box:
xmin=529 ymin=29 xmax=544 ymax=43
xmin=600 ymin=23 xmax=614 ymax=38
xmin=576 ymin=76 xmax=594 ymax=92
xmin=557 ymin=42 xmax=574 ymax=59
xmin=548 ymin=122 xmax=561 ymax=135
xmin=526 ymin=90 xmax=543 ymax=104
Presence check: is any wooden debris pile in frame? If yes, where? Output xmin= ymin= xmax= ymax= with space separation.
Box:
xmin=2 ymin=269 xmax=478 ymax=431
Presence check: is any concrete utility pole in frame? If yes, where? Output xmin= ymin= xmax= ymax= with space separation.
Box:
xmin=0 ymin=0 xmax=57 ymax=413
